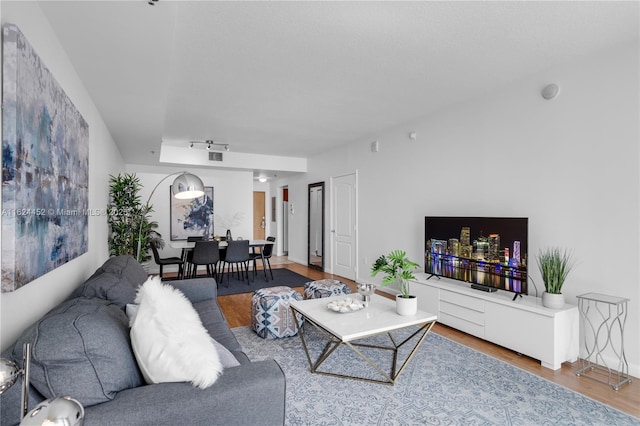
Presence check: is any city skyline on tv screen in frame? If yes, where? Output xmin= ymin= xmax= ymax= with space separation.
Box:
xmin=424 ymin=216 xmax=528 ymax=294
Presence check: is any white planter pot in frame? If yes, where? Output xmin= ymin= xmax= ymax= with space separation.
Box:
xmin=396 ymin=294 xmax=417 ymax=316
xmin=542 ymin=292 xmax=565 ymax=309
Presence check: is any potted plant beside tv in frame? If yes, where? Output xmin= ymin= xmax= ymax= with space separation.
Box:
xmin=371 ymin=250 xmax=420 ymax=316
xmin=536 ymin=247 xmax=575 ymax=309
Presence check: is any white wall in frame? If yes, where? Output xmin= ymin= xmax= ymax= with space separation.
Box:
xmin=277 ymin=41 xmax=640 ymax=376
xmin=271 ymin=176 xmax=313 ymax=266
xmin=271 ymin=183 xmax=293 ymax=258
xmin=0 ymin=2 xmax=125 ymax=351
xmin=126 ymin=165 xmax=254 ymax=273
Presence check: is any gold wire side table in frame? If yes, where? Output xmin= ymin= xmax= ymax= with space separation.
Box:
xmin=575 ymin=292 xmax=631 ymax=390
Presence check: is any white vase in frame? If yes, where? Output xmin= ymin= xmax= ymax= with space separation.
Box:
xmin=396 ymin=294 xmax=417 ymax=316
xmin=542 ymin=292 xmax=565 ymax=309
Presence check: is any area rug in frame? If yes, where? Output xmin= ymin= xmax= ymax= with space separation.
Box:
xmin=232 ymin=325 xmax=639 ymax=425
xmin=216 ymin=268 xmax=311 ymax=296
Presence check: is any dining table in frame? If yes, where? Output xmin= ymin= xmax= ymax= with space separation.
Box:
xmin=169 ymin=239 xmax=274 ymax=282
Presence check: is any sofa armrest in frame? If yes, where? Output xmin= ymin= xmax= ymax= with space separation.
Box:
xmin=83 ymin=360 xmax=285 ymax=426
xmin=168 ymin=277 xmax=217 ymax=303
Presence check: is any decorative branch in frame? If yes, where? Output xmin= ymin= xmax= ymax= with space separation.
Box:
xmin=215 ymin=212 xmax=245 ymax=230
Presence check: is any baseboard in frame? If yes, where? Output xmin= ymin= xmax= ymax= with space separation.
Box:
xmin=285 ymin=256 xmax=306 ymax=266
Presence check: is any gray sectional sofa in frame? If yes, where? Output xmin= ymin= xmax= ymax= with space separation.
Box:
xmin=0 ymin=255 xmax=286 ymax=425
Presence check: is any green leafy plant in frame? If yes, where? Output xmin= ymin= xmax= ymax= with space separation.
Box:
xmin=536 ymin=247 xmax=575 ymax=294
xmin=370 ymin=250 xmax=420 ymax=298
xmin=107 ymin=173 xmax=161 ymax=262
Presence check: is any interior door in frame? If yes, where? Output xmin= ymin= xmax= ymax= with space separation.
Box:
xmin=331 ymin=173 xmax=356 ymax=279
xmin=253 ymin=191 xmax=266 ymax=240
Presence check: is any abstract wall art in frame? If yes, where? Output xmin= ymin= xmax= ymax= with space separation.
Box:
xmin=170 ymin=187 xmax=213 ymax=240
xmin=2 ymin=24 xmax=89 ymax=292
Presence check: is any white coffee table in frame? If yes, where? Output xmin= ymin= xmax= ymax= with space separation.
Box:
xmin=289 ymin=293 xmax=437 ymax=385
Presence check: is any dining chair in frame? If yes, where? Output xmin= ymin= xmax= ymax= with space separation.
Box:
xmin=221 ymin=240 xmax=250 ymax=286
xmin=184 ymin=236 xmax=205 ymax=277
xmin=250 ymin=236 xmax=275 ymax=281
xmin=150 ymin=240 xmax=184 ymax=280
xmin=189 ymin=241 xmax=220 ymax=281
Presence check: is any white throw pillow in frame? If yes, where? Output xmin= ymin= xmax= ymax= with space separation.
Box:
xmin=129 ymin=276 xmax=226 ymax=389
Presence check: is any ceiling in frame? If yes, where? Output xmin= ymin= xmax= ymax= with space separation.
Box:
xmin=37 ymin=1 xmax=638 ymax=175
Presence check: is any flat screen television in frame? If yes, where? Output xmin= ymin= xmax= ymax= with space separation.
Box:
xmin=424 ymin=216 xmax=528 ymax=296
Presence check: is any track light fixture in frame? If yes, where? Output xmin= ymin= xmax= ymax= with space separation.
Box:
xmin=189 ymin=140 xmax=230 ymax=152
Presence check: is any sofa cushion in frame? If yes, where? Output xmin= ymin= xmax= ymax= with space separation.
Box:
xmin=129 ymin=276 xmax=238 ymax=389
xmin=12 ymin=297 xmax=143 ymax=407
xmin=192 ymin=301 xmax=239 ymax=348
xmin=69 ymin=255 xmax=148 ymax=308
xmin=98 ymin=254 xmax=148 ymax=287
xmin=170 ymin=278 xmax=217 ymax=304
xmin=69 ymin=271 xmax=137 ymax=308
xmin=192 ymin=299 xmax=249 ymax=365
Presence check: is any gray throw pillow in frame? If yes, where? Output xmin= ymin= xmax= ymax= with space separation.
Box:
xmin=69 ymin=255 xmax=148 ymax=307
xmin=98 ymin=255 xmax=148 ymax=287
xmin=69 ymin=271 xmax=137 ymax=308
xmin=12 ymin=298 xmax=143 ymax=407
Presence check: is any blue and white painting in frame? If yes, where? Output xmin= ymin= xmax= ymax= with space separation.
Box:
xmin=170 ymin=187 xmax=214 ymax=240
xmin=2 ymin=24 xmax=89 ymax=292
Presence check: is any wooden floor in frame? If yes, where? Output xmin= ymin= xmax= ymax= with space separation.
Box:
xmin=215 ymin=257 xmax=639 ymax=418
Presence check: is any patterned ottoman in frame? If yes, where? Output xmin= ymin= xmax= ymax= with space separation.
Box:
xmin=251 ymin=286 xmax=304 ymax=339
xmin=303 ymin=279 xmax=351 ymax=299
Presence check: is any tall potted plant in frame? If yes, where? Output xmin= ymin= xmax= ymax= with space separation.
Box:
xmin=371 ymin=250 xmax=420 ymax=315
xmin=107 ymin=173 xmax=161 ymax=263
xmin=536 ymin=247 xmax=575 ymax=309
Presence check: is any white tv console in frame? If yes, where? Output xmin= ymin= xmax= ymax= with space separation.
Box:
xmin=408 ymin=272 xmax=579 ymax=370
